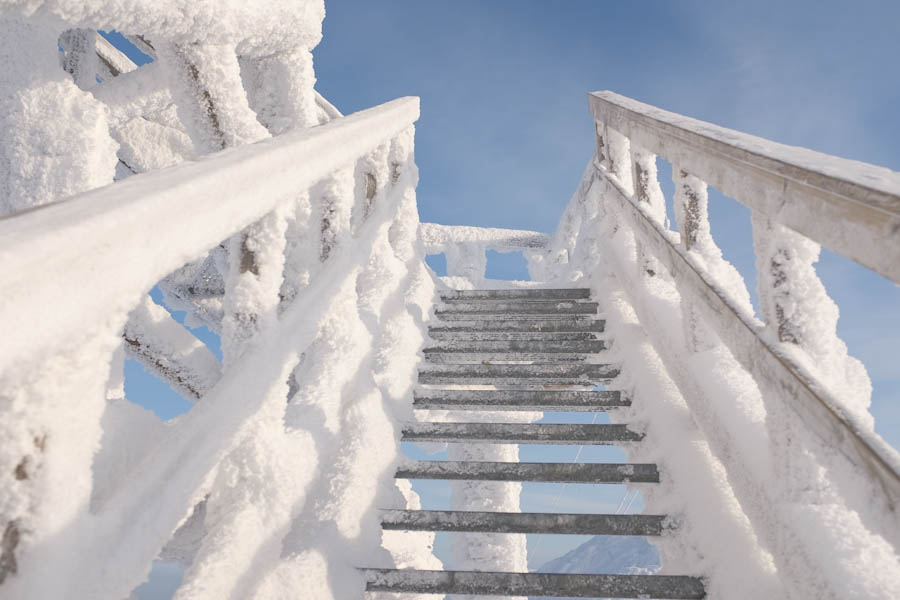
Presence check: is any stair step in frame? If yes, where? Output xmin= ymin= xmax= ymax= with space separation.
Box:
xmin=424 ymin=340 xmax=606 ymax=354
xmin=402 ymin=422 xmax=642 ymax=444
xmin=436 ymin=301 xmax=599 ymax=314
xmin=363 ymin=569 xmax=705 ymax=598
xmin=412 ymin=389 xmax=628 ymax=411
xmin=418 ymin=363 xmax=618 ymax=385
xmin=436 ymin=312 xmax=599 ymax=321
xmin=430 ymin=320 xmax=605 ymax=332
xmin=380 ymin=510 xmax=667 ymax=536
xmin=423 ymin=340 xmax=605 ymax=363
xmin=423 ymin=352 xmax=592 ymax=363
xmin=441 ymin=289 xmax=591 ymax=300
xmin=429 ymin=330 xmax=602 ymax=342
xmin=396 ymin=461 xmax=659 ymax=483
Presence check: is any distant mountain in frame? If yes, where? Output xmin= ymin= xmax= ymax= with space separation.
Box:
xmin=537 ymin=535 xmax=660 ymax=575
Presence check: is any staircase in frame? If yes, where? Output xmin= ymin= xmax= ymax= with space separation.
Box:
xmin=364 ymin=288 xmax=706 ymax=599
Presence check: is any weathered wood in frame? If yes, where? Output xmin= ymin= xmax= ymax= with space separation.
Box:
xmin=412 ymin=389 xmax=628 ymax=411
xmin=380 ymin=510 xmax=667 ymax=536
xmin=396 ymin=461 xmax=659 ymax=483
xmin=364 ymin=569 xmax=706 ymax=598
xmin=401 ymin=422 xmax=642 ymax=444
xmin=589 ymin=90 xmax=900 ymax=283
xmin=418 ymin=362 xmax=618 ymax=385
xmin=595 ymin=162 xmax=900 ymax=520
xmin=436 ymin=301 xmax=598 ymax=314
xmin=429 ymin=319 xmax=604 ymax=332
xmin=428 ymin=330 xmax=601 ymax=342
xmin=440 ymin=288 xmax=590 ymax=300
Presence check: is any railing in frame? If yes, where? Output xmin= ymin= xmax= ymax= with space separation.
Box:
xmin=535 ymin=91 xmax=900 ymax=598
xmin=0 ymin=31 xmax=428 ymax=595
xmin=420 ymin=222 xmax=549 ymax=286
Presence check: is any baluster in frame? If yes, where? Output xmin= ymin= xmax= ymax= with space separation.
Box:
xmin=594 ymin=121 xmax=608 ymax=169
xmin=387 ymin=129 xmax=418 ymax=261
xmin=353 ymin=143 xmax=389 ymax=234
xmin=279 ymin=190 xmax=315 ymax=310
xmin=751 ymin=213 xmax=874 ymax=546
xmin=751 ymin=213 xmax=871 ymax=418
xmin=317 ymin=168 xmax=355 ymax=263
xmin=221 ymin=205 xmax=291 ymax=364
xmin=160 ymin=41 xmax=269 ymax=153
xmin=631 ymin=146 xmax=666 ymax=277
xmin=238 ymin=45 xmax=320 ymax=134
xmin=672 ymin=168 xmax=718 ymax=352
xmin=604 ymin=126 xmax=633 ymax=195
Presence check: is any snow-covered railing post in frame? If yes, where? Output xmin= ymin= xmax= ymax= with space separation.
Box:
xmin=0 ymin=82 xmax=425 ymax=598
xmin=538 ymin=90 xmax=900 ymax=598
xmin=670 ymin=168 xmax=724 ymax=352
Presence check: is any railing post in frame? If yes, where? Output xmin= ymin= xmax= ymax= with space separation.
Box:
xmin=604 ymin=126 xmax=633 ymax=195
xmin=238 ymin=45 xmax=320 ymax=134
xmin=160 ymin=42 xmax=270 ymax=153
xmin=672 ymin=168 xmax=717 ymax=352
xmin=631 ymin=146 xmax=666 ymax=277
xmin=221 ymin=205 xmax=291 ymax=364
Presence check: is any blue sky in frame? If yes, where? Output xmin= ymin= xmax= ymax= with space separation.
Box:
xmin=312 ymin=0 xmax=900 ymax=448
xmin=120 ymin=0 xmax=899 ymax=584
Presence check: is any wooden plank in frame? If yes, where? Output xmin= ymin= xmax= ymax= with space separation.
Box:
xmin=364 ymin=569 xmax=705 ymax=598
xmin=380 ymin=510 xmax=667 ymax=535
xmin=395 ymin=461 xmax=659 ymax=483
xmin=401 ymin=422 xmax=642 ymax=444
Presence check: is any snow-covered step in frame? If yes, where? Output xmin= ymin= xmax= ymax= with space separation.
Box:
xmin=440 ymin=288 xmax=591 ymax=301
xmin=396 ymin=461 xmax=659 ymax=483
xmin=429 ymin=319 xmax=604 ymax=332
xmin=363 ymin=569 xmax=706 ymax=598
xmin=401 ymin=422 xmax=642 ymax=444
xmin=436 ymin=301 xmax=599 ymax=314
xmin=412 ymin=389 xmax=628 ymax=411
xmin=418 ymin=363 xmax=618 ymax=385
xmin=428 ymin=330 xmax=602 ymax=342
xmin=380 ymin=509 xmax=667 ymax=536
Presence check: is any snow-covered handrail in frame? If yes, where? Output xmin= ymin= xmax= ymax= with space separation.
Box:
xmin=420 ymin=222 xmax=548 ymax=285
xmin=0 ymin=98 xmax=418 ymax=366
xmin=536 ymin=92 xmax=900 ymax=598
xmin=0 ymin=97 xmax=432 ymax=598
xmin=589 ymin=91 xmax=900 ymax=283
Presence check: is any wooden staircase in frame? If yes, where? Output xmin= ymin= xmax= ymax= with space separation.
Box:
xmin=363 ymin=288 xmax=706 ymax=598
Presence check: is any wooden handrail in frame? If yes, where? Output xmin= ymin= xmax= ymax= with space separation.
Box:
xmin=589 ymin=91 xmax=900 ymax=283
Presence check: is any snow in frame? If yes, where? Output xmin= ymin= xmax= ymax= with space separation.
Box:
xmin=537 ymin=535 xmax=660 ymax=575
xmin=0 ymin=83 xmax=424 ymax=597
xmin=589 ymin=91 xmax=900 ymax=284
xmin=536 ymin=137 xmax=900 ymax=597
xmin=1 ymin=5 xmax=898 ymax=597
